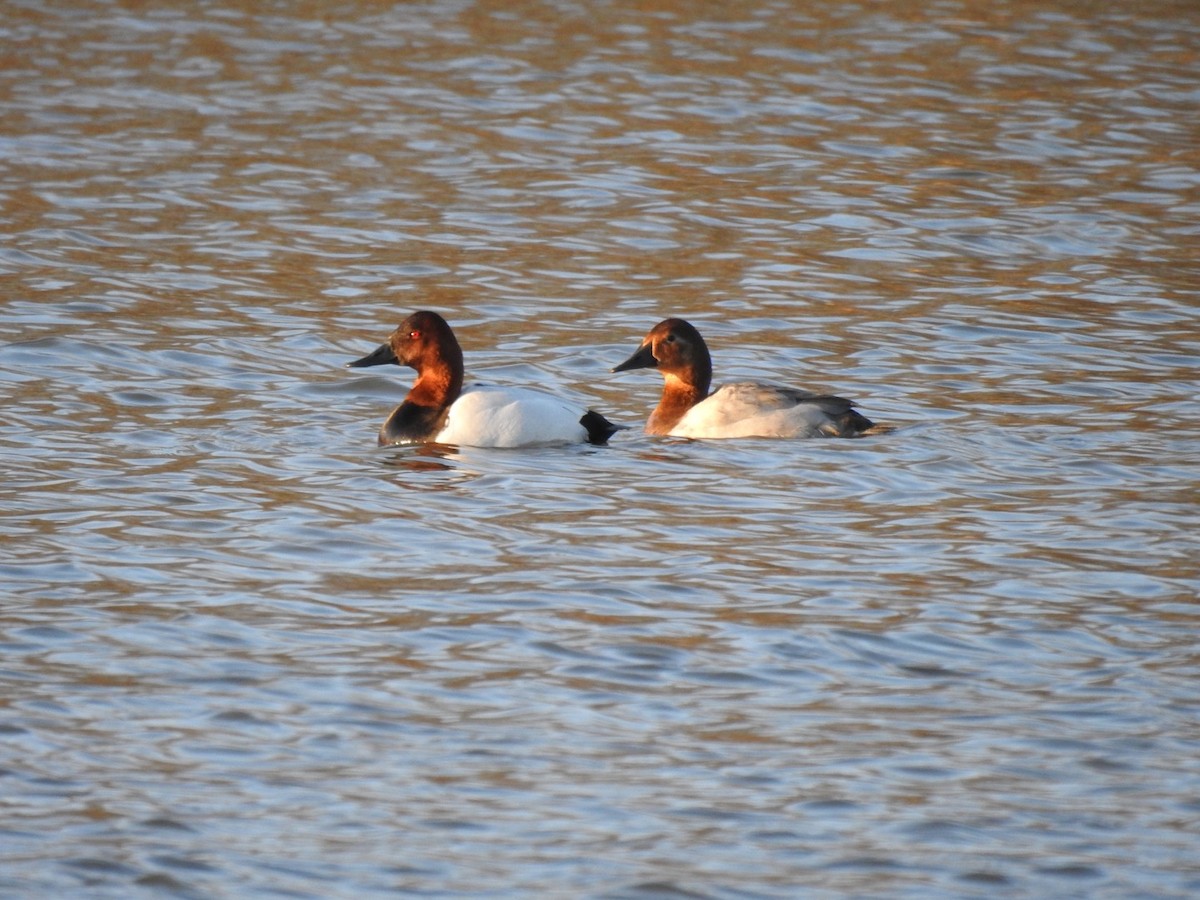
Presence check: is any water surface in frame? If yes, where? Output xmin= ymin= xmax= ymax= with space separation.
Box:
xmin=2 ymin=1 xmax=1199 ymax=897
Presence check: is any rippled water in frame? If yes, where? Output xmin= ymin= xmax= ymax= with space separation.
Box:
xmin=3 ymin=1 xmax=1199 ymax=897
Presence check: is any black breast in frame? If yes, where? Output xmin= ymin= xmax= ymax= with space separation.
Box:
xmin=378 ymin=401 xmax=447 ymax=445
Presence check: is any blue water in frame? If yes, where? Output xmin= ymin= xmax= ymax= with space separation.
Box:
xmin=2 ymin=1 xmax=1199 ymax=897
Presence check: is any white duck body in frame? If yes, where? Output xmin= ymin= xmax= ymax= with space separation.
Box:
xmin=434 ymin=386 xmax=599 ymax=448
xmin=669 ymin=382 xmax=861 ymax=439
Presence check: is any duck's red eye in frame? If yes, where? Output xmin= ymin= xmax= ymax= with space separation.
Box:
xmin=409 ymin=330 xmax=420 ymax=340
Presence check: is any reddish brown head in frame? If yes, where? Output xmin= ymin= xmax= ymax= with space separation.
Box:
xmin=613 ymin=318 xmax=713 ymax=434
xmin=347 ymin=310 xmax=465 ymax=443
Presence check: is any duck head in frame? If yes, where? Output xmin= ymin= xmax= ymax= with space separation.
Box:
xmin=347 ymin=310 xmax=464 ymax=379
xmin=347 ymin=311 xmax=466 ymax=445
xmin=613 ymin=317 xmax=713 ymax=396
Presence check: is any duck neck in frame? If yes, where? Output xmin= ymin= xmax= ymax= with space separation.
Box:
xmin=408 ymin=353 xmax=463 ymax=413
xmin=649 ymin=370 xmax=709 ymax=435
xmin=380 ymin=350 xmax=464 ymax=443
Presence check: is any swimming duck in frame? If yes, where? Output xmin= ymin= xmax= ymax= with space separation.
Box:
xmin=613 ymin=318 xmax=876 ymax=439
xmin=348 ymin=310 xmax=618 ymax=447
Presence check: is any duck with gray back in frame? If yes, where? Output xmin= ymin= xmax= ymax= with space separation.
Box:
xmin=613 ymin=317 xmax=878 ymax=439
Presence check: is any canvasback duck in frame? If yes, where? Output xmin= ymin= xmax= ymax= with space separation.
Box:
xmin=347 ymin=311 xmax=617 ymax=448
xmin=613 ymin=318 xmax=877 ymax=439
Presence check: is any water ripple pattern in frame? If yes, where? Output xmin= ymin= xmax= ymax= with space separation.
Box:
xmin=2 ymin=1 xmax=1198 ymax=898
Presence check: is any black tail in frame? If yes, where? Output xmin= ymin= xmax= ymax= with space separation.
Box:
xmin=844 ymin=407 xmax=896 ymax=437
xmin=811 ymin=395 xmax=881 ymax=438
xmin=579 ymin=410 xmax=620 ymax=445
xmin=845 ymin=408 xmax=875 ymax=436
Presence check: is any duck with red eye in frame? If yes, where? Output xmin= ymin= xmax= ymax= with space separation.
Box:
xmin=348 ymin=310 xmax=618 ymax=448
xmin=613 ymin=317 xmax=879 ymax=439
